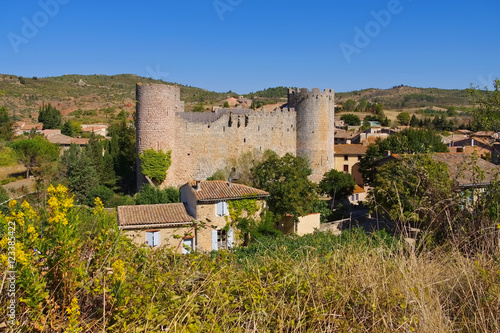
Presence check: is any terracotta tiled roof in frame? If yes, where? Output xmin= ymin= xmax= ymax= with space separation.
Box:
xmin=335 ymin=144 xmax=368 ymax=155
xmin=353 ymin=185 xmax=365 ymax=194
xmin=42 ymin=129 xmax=89 ymax=145
xmin=184 ymin=180 xmax=269 ymax=202
xmin=431 ymin=153 xmax=499 ymax=187
xmin=117 ymin=203 xmax=194 ymax=229
xmin=378 ymin=153 xmax=499 ymax=187
xmin=334 ymin=130 xmax=358 ymax=139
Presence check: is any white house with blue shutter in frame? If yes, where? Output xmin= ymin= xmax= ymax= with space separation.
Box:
xmin=180 ymin=180 xmax=269 ymax=251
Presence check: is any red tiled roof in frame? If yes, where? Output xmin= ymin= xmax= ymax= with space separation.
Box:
xmin=117 ymin=203 xmax=194 ymax=229
xmin=335 ymin=144 xmax=368 ymax=155
xmin=431 ymin=153 xmax=499 ymax=187
xmin=184 ymin=180 xmax=269 ymax=202
xmin=353 ymin=185 xmax=365 ymax=194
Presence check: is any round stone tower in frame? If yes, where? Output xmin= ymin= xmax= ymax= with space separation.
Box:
xmin=136 ymin=83 xmax=183 ymax=189
xmin=288 ymin=88 xmax=335 ymax=182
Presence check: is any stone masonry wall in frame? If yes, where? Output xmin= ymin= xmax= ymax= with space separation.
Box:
xmin=136 ymin=84 xmax=335 ymax=188
xmin=289 ymin=88 xmax=335 ymax=182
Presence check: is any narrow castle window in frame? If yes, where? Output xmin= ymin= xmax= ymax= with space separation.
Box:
xmin=244 ymin=138 xmax=246 ymax=143
xmin=258 ymin=126 xmax=260 ymax=131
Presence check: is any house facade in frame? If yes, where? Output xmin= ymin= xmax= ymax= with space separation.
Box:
xmin=117 ymin=203 xmax=196 ymax=253
xmin=180 ymin=180 xmax=269 ymax=251
xmin=334 ymin=144 xmax=367 ymax=186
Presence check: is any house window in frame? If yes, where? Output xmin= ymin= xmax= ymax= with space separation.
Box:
xmin=344 ymin=155 xmax=348 ymax=161
xmin=216 ymin=201 xmax=229 ymax=216
xmin=211 ymin=228 xmax=234 ymax=251
xmin=146 ymin=231 xmax=160 ymax=247
xmin=358 ymin=155 xmax=362 ymax=161
xmin=182 ymin=237 xmax=194 ymax=254
xmin=343 ymin=165 xmax=349 ymax=172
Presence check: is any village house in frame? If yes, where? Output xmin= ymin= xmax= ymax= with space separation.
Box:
xmin=42 ymin=129 xmax=89 ymax=149
xmin=117 ymin=203 xmax=196 ymax=253
xmin=179 ymin=180 xmax=269 ymax=251
xmin=80 ymin=124 xmax=108 ymax=137
xmin=276 ymin=213 xmax=321 ymax=236
xmin=118 ymin=180 xmax=269 ymax=253
xmin=13 ymin=122 xmax=43 ymax=135
xmin=334 ymin=144 xmax=367 ymax=186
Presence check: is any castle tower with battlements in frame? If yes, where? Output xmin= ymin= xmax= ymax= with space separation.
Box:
xmin=136 ymin=83 xmax=335 ymax=188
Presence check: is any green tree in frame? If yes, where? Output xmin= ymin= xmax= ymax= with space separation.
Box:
xmin=109 ymin=119 xmax=136 ymax=194
xmin=397 ymin=112 xmax=411 ymax=126
xmin=192 ymin=103 xmax=204 ymax=112
xmin=467 ymin=79 xmax=500 ymax=131
xmin=67 ymin=152 xmax=100 ymax=203
xmin=38 ymin=103 xmax=62 ymax=129
xmin=343 ymin=99 xmax=357 ymax=111
xmin=61 ymin=121 xmax=74 ymax=137
xmin=319 ymin=169 xmax=356 ymax=202
xmin=369 ymin=154 xmax=453 ymax=233
xmin=359 ymin=128 xmax=448 ymax=185
xmin=251 ymin=153 xmax=318 ymax=218
xmin=223 ymin=101 xmax=230 ymax=108
xmin=10 ymin=136 xmax=59 ymax=178
xmin=410 ymin=114 xmax=419 ymax=127
xmin=139 ymin=149 xmax=172 ymax=186
xmin=340 ymin=114 xmax=361 ymax=126
xmin=0 ymin=106 xmax=13 ymax=141
xmin=357 ymin=98 xmax=368 ymax=112
xmin=135 ymin=184 xmax=180 ymax=205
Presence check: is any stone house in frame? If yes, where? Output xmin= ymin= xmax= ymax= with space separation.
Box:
xmin=117 ymin=203 xmax=196 ymax=253
xmin=179 ymin=180 xmax=269 ymax=251
xmin=118 ymin=180 xmax=270 ymax=253
xmin=334 ymin=144 xmax=367 ymax=186
xmin=276 ymin=213 xmax=321 ymax=236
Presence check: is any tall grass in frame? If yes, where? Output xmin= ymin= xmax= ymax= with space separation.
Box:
xmin=1 ymin=195 xmax=499 ymax=332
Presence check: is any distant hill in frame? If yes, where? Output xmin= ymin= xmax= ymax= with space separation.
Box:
xmin=0 ymin=74 xmax=237 ymax=121
xmin=0 ymin=75 xmax=474 ymax=124
xmin=336 ymin=85 xmax=472 ymax=109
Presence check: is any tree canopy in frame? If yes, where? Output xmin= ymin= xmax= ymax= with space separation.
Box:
xmin=467 ymin=79 xmax=500 ymax=132
xmin=369 ymin=154 xmax=453 ymax=231
xmin=251 ymin=153 xmax=318 ymax=218
xmin=359 ymin=128 xmax=448 ymax=184
xmin=10 ymin=136 xmax=59 ymax=178
xmin=397 ymin=112 xmax=411 ymax=126
xmin=340 ymin=114 xmax=361 ymax=126
xmin=38 ymin=103 xmax=62 ymax=130
xmin=319 ymin=169 xmax=356 ymax=202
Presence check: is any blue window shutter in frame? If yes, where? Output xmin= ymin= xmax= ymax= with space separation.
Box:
xmin=227 ymin=228 xmax=234 ymax=249
xmin=217 ymin=202 xmax=222 ymax=216
xmin=154 ymin=231 xmax=160 ymax=247
xmin=222 ymin=202 xmax=229 ymax=216
xmin=211 ymin=230 xmax=218 ymax=251
xmin=146 ymin=232 xmax=153 ymax=247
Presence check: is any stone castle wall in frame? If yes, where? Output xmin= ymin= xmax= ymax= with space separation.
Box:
xmin=136 ymin=84 xmax=334 ymax=188
xmin=289 ymin=88 xmax=335 ymax=182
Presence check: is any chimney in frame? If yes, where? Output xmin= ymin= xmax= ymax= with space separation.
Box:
xmin=194 ymin=180 xmax=201 ymax=191
xmin=492 ymin=143 xmax=500 ymax=165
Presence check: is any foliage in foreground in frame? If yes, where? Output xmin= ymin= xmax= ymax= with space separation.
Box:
xmin=0 ymin=186 xmax=499 ymax=332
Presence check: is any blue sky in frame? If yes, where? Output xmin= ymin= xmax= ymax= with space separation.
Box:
xmin=1 ymin=0 xmax=499 ymax=94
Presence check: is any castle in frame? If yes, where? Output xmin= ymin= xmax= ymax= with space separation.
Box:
xmin=136 ymin=83 xmax=335 ymax=188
